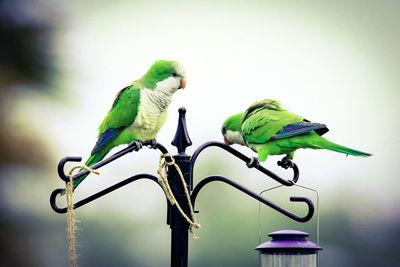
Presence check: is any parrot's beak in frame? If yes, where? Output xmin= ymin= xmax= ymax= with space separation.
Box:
xmin=224 ymin=136 xmax=233 ymax=146
xmin=179 ymin=77 xmax=187 ymax=89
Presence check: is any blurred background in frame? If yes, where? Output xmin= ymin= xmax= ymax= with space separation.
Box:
xmin=1 ymin=0 xmax=399 ymax=266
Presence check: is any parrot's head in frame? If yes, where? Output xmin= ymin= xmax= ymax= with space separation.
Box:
xmin=141 ymin=60 xmax=186 ymax=94
xmin=221 ymin=113 xmax=246 ymax=146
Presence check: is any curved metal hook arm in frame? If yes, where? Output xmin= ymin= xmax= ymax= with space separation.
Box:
xmin=50 ymin=173 xmax=161 ymax=214
xmin=190 ymin=141 xmax=299 ymax=186
xmin=191 ymin=175 xmax=314 ymax=222
xmin=57 ymin=141 xmax=169 ymax=183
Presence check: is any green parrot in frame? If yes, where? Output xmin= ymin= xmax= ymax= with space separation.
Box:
xmin=221 ymin=99 xmax=371 ymax=165
xmin=62 ymin=60 xmax=187 ymax=194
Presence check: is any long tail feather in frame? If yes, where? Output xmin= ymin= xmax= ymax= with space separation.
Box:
xmin=319 ymin=139 xmax=372 ymax=157
xmin=61 ymin=148 xmax=110 ymax=195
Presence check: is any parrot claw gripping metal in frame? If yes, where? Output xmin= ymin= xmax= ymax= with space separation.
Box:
xmin=277 ymin=156 xmax=294 ymax=170
xmin=146 ymin=139 xmax=158 ymax=149
xmin=129 ymin=140 xmax=143 ymax=151
xmin=246 ymin=157 xmax=260 ymax=168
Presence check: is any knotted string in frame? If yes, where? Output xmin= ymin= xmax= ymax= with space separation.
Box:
xmin=65 ymin=165 xmax=100 ymax=267
xmin=157 ymin=153 xmax=201 ymax=239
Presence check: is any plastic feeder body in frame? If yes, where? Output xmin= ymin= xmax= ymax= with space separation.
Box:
xmin=256 ymin=230 xmax=322 ymax=267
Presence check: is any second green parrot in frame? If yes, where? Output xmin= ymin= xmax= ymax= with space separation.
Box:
xmin=221 ymin=99 xmax=371 ymax=163
xmin=62 ymin=60 xmax=187 ymax=194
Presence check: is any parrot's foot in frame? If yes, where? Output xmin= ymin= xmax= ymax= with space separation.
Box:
xmin=129 ymin=140 xmax=143 ymax=151
xmin=146 ymin=139 xmax=158 ymax=149
xmin=246 ymin=157 xmax=260 ymax=168
xmin=277 ymin=156 xmax=294 ymax=169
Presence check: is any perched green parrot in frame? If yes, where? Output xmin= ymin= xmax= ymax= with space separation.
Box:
xmin=221 ymin=99 xmax=371 ymax=165
xmin=62 ymin=60 xmax=187 ymax=194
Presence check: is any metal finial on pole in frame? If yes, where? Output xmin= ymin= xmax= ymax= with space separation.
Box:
xmin=171 ymin=107 xmax=192 ymax=154
xmin=168 ymin=107 xmax=193 ymax=267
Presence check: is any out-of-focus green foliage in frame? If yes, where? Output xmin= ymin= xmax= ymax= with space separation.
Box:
xmin=0 ymin=0 xmax=57 ymax=265
xmin=0 ymin=0 xmax=57 ymax=168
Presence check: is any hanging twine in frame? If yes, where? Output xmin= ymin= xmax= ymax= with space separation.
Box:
xmin=65 ymin=165 xmax=100 ymax=267
xmin=157 ymin=153 xmax=201 ymax=239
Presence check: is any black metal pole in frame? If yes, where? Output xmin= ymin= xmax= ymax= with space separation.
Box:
xmin=168 ymin=154 xmax=191 ymax=267
xmin=168 ymin=107 xmax=193 ymax=267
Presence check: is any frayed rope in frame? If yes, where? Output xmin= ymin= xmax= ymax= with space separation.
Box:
xmin=157 ymin=153 xmax=201 ymax=239
xmin=65 ymin=165 xmax=100 ymax=267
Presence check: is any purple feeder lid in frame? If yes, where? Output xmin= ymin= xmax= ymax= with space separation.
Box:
xmin=256 ymin=230 xmax=322 ymax=252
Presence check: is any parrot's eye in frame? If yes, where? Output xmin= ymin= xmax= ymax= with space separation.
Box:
xmin=222 ymin=127 xmax=227 ymax=135
xmin=172 ymin=72 xmax=178 ymax=77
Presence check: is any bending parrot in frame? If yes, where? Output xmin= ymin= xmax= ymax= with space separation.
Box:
xmin=62 ymin=60 xmax=186 ymax=194
xmin=221 ymin=99 xmax=371 ymax=164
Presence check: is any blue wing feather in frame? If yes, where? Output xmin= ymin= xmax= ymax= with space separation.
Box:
xmin=271 ymin=121 xmax=328 ymax=140
xmin=91 ymin=129 xmax=121 ymax=155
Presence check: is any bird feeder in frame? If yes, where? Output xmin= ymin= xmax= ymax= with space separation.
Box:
xmin=50 ymin=108 xmax=316 ymax=267
xmin=256 ymin=230 xmax=322 ymax=267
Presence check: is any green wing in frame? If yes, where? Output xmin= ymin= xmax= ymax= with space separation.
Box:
xmin=91 ymin=85 xmax=140 ymax=154
xmin=241 ymin=100 xmax=303 ymax=144
xmin=98 ymin=85 xmax=140 ymax=136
